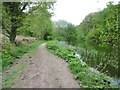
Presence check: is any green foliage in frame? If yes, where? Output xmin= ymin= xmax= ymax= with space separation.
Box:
xmin=2 ymin=62 xmax=26 ymax=88
xmin=2 ymin=2 xmax=55 ymax=42
xmin=86 ymin=3 xmax=118 ymax=52
xmin=54 ymin=36 xmax=65 ymax=41
xmin=53 ymin=26 xmax=66 ymax=41
xmin=2 ymin=4 xmax=11 ymax=37
xmin=64 ymin=24 xmax=78 ymax=46
xmin=46 ymin=41 xmax=118 ymax=88
xmin=2 ymin=2 xmax=28 ymax=42
xmin=77 ymin=47 xmax=118 ymax=77
xmin=76 ymin=12 xmax=97 ymax=48
xmin=76 ymin=3 xmax=118 ymax=77
xmin=17 ymin=3 xmax=55 ymax=40
xmin=53 ymin=20 xmax=79 ymax=44
xmin=2 ymin=40 xmax=45 ymax=69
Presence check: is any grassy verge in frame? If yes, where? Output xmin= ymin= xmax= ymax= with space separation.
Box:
xmin=2 ymin=40 xmax=45 ymax=70
xmin=2 ymin=62 xmax=26 ymax=88
xmin=2 ymin=40 xmax=45 ymax=88
xmin=46 ymin=41 xmax=118 ymax=89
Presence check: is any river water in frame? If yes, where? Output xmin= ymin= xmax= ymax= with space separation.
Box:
xmin=74 ymin=50 xmax=118 ymax=77
xmin=59 ymin=41 xmax=119 ymax=85
xmin=74 ymin=51 xmax=120 ymax=86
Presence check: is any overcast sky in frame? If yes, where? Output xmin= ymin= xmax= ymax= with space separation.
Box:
xmin=51 ymin=0 xmax=119 ymax=25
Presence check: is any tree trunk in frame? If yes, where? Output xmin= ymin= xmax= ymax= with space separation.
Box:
xmin=9 ymin=2 xmax=17 ymax=43
xmin=9 ymin=25 xmax=17 ymax=43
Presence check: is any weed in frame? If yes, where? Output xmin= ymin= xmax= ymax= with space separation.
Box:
xmin=46 ymin=41 xmax=118 ymax=88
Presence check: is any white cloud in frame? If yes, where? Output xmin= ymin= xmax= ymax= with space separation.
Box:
xmin=52 ymin=0 xmax=119 ymax=25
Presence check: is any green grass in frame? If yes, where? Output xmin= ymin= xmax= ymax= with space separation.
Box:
xmin=2 ymin=40 xmax=45 ymax=88
xmin=2 ymin=40 xmax=45 ymax=70
xmin=2 ymin=62 xmax=26 ymax=88
xmin=46 ymin=41 xmax=118 ymax=89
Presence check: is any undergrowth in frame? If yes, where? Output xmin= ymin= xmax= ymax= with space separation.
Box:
xmin=2 ymin=40 xmax=45 ymax=70
xmin=2 ymin=40 xmax=45 ymax=88
xmin=46 ymin=41 xmax=118 ymax=89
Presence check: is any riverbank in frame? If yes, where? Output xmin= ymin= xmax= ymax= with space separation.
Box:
xmin=46 ymin=41 xmax=118 ymax=88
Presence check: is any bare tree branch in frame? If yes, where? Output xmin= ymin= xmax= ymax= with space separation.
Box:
xmin=21 ymin=2 xmax=28 ymax=11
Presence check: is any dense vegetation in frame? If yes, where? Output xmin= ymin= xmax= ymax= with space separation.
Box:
xmin=2 ymin=40 xmax=45 ymax=70
xmin=2 ymin=2 xmax=54 ymax=88
xmin=17 ymin=3 xmax=55 ymax=40
xmin=76 ymin=3 xmax=119 ymax=78
xmin=54 ymin=3 xmax=119 ymax=78
xmin=2 ymin=2 xmax=55 ymax=69
xmin=2 ymin=2 xmax=55 ymax=42
xmin=1 ymin=1 xmax=119 ymax=89
xmin=46 ymin=41 xmax=118 ymax=88
xmin=2 ymin=40 xmax=45 ymax=88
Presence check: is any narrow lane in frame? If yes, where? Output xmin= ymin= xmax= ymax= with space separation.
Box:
xmin=13 ymin=43 xmax=80 ymax=88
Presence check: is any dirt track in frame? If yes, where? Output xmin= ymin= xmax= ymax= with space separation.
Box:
xmin=13 ymin=43 xmax=80 ymax=88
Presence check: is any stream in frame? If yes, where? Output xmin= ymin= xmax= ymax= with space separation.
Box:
xmin=74 ymin=51 xmax=119 ymax=86
xmin=59 ymin=41 xmax=119 ymax=85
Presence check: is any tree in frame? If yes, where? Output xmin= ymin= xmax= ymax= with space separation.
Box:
xmin=2 ymin=2 xmax=55 ymax=43
xmin=2 ymin=2 xmax=29 ymax=43
xmin=76 ymin=12 xmax=99 ymax=48
xmin=64 ymin=24 xmax=78 ymax=46
xmin=76 ymin=3 xmax=119 ymax=75
xmin=86 ymin=3 xmax=118 ymax=52
xmin=17 ymin=2 xmax=55 ymax=40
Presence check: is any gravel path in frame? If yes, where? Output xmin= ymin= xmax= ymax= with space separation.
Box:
xmin=13 ymin=43 xmax=80 ymax=88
